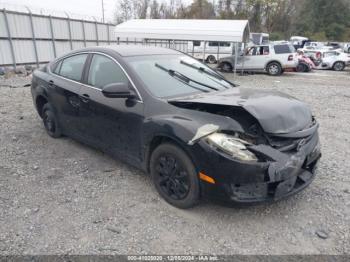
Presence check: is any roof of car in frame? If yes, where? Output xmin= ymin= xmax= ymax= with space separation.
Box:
xmin=75 ymin=45 xmax=181 ymax=57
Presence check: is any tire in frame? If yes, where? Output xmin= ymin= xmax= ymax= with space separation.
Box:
xmin=220 ymin=62 xmax=233 ymax=73
xmin=42 ymin=103 xmax=62 ymax=138
xmin=332 ymin=61 xmax=345 ymax=71
xmin=206 ymin=55 xmax=217 ymax=64
xmin=150 ymin=143 xmax=200 ymax=209
xmin=296 ymin=63 xmax=306 ymax=72
xmin=267 ymin=62 xmax=282 ymax=76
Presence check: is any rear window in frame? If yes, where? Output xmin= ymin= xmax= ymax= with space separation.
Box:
xmin=52 ymin=61 xmax=62 ymax=74
xmin=274 ymin=44 xmax=294 ymax=54
xmin=59 ymin=54 xmax=88 ymax=82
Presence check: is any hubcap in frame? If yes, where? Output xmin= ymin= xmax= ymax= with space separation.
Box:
xmin=155 ymin=155 xmax=190 ymax=200
xmin=208 ymin=56 xmax=216 ymax=64
xmin=334 ymin=63 xmax=343 ymax=71
xmin=269 ymin=65 xmax=279 ymax=74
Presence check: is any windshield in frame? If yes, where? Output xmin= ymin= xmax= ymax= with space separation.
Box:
xmin=126 ymin=54 xmax=234 ymax=98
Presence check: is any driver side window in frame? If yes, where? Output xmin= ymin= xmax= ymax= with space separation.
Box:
xmin=247 ymin=47 xmax=257 ymax=56
xmin=88 ymin=54 xmax=129 ymax=89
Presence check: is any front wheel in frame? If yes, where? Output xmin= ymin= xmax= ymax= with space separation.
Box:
xmin=332 ymin=61 xmax=345 ymax=71
xmin=150 ymin=143 xmax=200 ymax=209
xmin=220 ymin=62 xmax=233 ymax=73
xmin=267 ymin=62 xmax=282 ymax=76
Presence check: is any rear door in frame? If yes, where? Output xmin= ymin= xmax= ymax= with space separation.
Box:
xmin=273 ymin=44 xmax=296 ymax=68
xmin=78 ymin=53 xmax=144 ymax=163
xmin=49 ymin=53 xmax=88 ymax=137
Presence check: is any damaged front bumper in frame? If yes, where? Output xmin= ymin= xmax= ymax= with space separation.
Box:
xmin=194 ymin=129 xmax=321 ymax=204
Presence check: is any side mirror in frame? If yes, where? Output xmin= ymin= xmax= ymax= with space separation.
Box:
xmin=102 ymin=82 xmax=136 ymax=99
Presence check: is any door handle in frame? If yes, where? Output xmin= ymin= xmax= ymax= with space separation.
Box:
xmin=48 ymin=80 xmax=54 ymax=87
xmin=80 ymin=94 xmax=90 ymax=103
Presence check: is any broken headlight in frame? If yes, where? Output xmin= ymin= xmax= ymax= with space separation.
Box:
xmin=206 ymin=133 xmax=258 ymax=162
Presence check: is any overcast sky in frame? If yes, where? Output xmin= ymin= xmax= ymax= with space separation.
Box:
xmin=1 ymin=0 xmax=193 ymax=22
xmin=1 ymin=0 xmax=120 ymax=22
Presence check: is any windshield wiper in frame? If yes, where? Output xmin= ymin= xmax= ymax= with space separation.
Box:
xmin=155 ymin=63 xmax=219 ymax=92
xmin=180 ymin=60 xmax=236 ymax=88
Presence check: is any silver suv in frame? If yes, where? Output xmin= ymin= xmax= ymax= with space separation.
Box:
xmin=218 ymin=43 xmax=298 ymax=76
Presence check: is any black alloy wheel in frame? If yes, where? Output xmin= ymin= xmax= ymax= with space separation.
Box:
xmin=150 ymin=143 xmax=200 ymax=209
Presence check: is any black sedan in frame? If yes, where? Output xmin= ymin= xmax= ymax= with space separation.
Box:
xmin=31 ymin=46 xmax=321 ymax=208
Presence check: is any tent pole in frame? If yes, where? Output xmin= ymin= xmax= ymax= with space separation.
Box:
xmin=241 ymin=43 xmax=245 ymax=76
xmin=203 ymin=41 xmax=206 ymax=63
xmin=217 ymin=44 xmax=220 ymax=63
xmin=234 ymin=42 xmax=238 ymax=78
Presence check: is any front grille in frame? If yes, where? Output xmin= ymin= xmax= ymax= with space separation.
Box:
xmin=266 ymin=119 xmax=317 ymax=152
xmin=266 ymin=130 xmax=317 ymax=152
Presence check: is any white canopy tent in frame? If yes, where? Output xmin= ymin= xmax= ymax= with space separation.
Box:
xmin=115 ymin=19 xmax=250 ymax=43
xmin=115 ymin=19 xmax=250 ymax=76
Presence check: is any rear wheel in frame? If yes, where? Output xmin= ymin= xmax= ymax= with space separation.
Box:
xmin=267 ymin=62 xmax=282 ymax=76
xmin=150 ymin=143 xmax=200 ymax=209
xmin=206 ymin=55 xmax=217 ymax=64
xmin=296 ymin=63 xmax=306 ymax=72
xmin=332 ymin=61 xmax=345 ymax=71
xmin=42 ymin=104 xmax=62 ymax=138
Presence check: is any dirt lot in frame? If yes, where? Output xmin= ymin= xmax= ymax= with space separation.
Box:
xmin=0 ymin=69 xmax=349 ymax=255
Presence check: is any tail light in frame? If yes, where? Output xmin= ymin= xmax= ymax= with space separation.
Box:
xmin=288 ymin=55 xmax=294 ymax=61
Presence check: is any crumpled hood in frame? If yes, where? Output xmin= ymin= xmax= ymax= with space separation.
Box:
xmin=170 ymin=88 xmax=313 ymax=134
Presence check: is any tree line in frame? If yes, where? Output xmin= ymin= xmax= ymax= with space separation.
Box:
xmin=114 ymin=0 xmax=350 ymax=41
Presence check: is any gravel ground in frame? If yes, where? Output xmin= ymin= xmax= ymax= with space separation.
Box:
xmin=0 ymin=69 xmax=349 ymax=255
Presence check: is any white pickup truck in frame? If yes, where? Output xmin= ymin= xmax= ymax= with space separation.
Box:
xmin=217 ymin=43 xmax=298 ymax=76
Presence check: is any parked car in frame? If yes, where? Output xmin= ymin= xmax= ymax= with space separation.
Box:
xmin=304 ymin=49 xmax=350 ymax=71
xmin=188 ymin=41 xmax=234 ymax=64
xmin=344 ymin=43 xmax=350 ymax=53
xmin=290 ymin=36 xmax=309 ymax=50
xmin=31 ymin=46 xmax=321 ymax=208
xmin=302 ymin=42 xmax=324 ymax=50
xmin=325 ymin=42 xmax=342 ymax=50
xmin=217 ymin=43 xmax=298 ymax=76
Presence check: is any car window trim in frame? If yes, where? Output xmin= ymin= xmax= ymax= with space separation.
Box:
xmin=53 ymin=53 xmax=89 ymax=82
xmin=49 ymin=51 xmax=143 ymax=103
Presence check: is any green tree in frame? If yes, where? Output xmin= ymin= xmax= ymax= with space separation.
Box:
xmin=186 ymin=0 xmax=216 ymax=19
xmin=295 ymin=0 xmax=350 ymax=41
xmin=325 ymin=23 xmax=346 ymax=41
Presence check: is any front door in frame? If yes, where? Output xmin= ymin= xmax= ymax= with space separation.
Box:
xmin=78 ymin=54 xmax=144 ymax=163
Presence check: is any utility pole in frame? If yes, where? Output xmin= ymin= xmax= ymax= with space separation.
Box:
xmin=101 ymin=0 xmax=105 ymax=23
